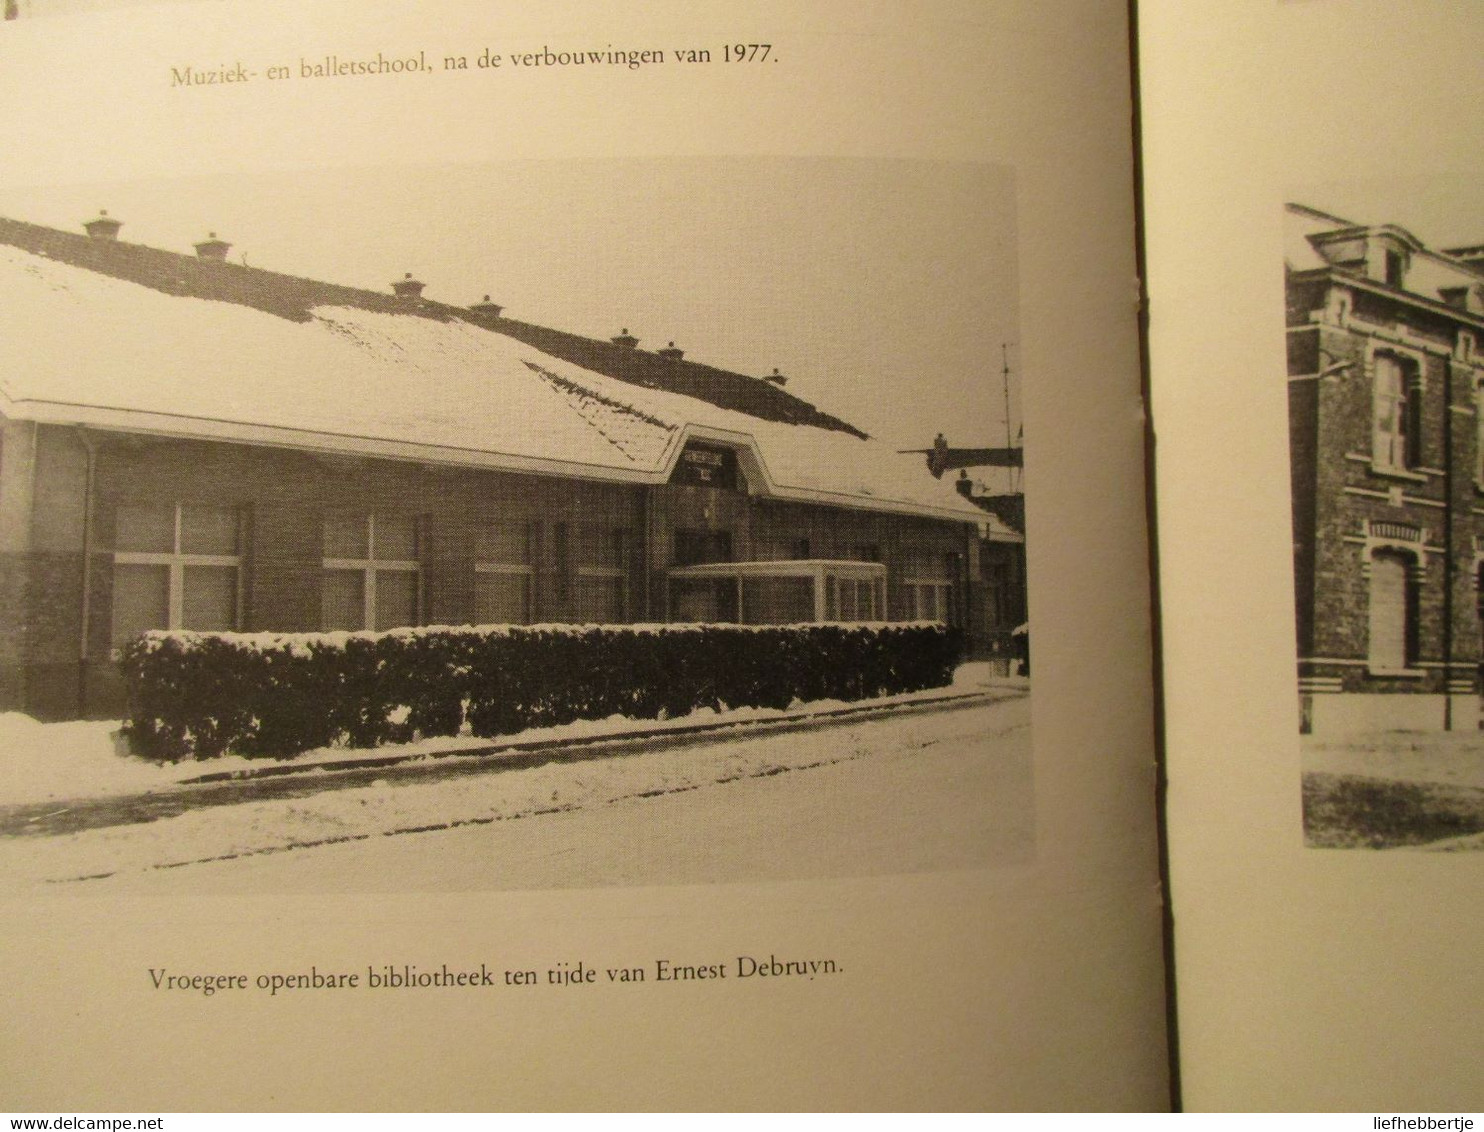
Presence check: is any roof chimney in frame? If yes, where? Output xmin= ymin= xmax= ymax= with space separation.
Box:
xmin=611 ymin=328 xmax=639 ymax=349
xmin=764 ymin=367 xmax=788 ymax=386
xmin=83 ymin=210 xmax=122 ymax=240
xmin=193 ymin=232 xmax=232 ymax=261
xmin=657 ymin=341 xmax=684 ymax=361
xmin=391 ymin=272 xmax=425 ymax=301
xmin=470 ymin=294 xmax=504 ymax=318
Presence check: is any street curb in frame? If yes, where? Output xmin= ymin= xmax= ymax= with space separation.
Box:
xmin=0 ymin=685 xmax=1028 ymax=839
xmin=178 ymin=686 xmax=1015 ymax=784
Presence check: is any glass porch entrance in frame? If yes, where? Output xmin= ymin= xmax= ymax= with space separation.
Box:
xmin=667 ymin=560 xmax=888 ymax=626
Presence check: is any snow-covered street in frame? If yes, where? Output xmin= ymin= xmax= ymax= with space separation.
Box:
xmin=0 ymin=693 xmax=1031 ymax=893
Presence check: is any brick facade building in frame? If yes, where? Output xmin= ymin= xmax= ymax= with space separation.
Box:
xmin=950 ymin=477 xmax=1027 ymax=670
xmin=1286 ymin=204 xmax=1484 ymax=732
xmin=0 ymin=213 xmax=1014 ymax=719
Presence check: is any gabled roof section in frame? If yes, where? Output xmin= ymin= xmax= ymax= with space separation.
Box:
xmin=522 ymin=360 xmax=677 ymax=465
xmin=0 ymin=215 xmax=865 ymax=437
xmin=0 ymin=215 xmax=984 ymax=523
xmin=0 ymin=215 xmax=414 ymax=324
xmin=470 ymin=313 xmax=867 ymax=437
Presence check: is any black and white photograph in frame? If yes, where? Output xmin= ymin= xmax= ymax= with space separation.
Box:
xmin=1285 ymin=189 xmax=1484 ymax=849
xmin=0 ymin=158 xmax=1032 ymax=892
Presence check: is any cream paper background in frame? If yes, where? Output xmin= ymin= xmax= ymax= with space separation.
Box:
xmin=1141 ymin=0 xmax=1484 ymax=1112
xmin=0 ymin=1 xmax=1164 ymax=1110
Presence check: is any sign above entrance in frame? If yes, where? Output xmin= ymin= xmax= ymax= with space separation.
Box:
xmin=670 ymin=442 xmax=741 ymax=490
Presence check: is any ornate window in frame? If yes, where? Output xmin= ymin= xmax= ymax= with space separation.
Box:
xmin=1367 ymin=546 xmax=1419 ymax=673
xmin=1372 ymin=352 xmax=1420 ymax=471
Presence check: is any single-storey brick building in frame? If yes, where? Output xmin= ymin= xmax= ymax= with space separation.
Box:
xmin=0 ymin=212 xmax=1019 ymax=719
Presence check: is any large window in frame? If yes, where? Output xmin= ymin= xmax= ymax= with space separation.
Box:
xmin=576 ymin=524 xmax=628 ymax=623
xmin=1372 ymin=353 xmax=1420 ymax=471
xmin=112 ymin=502 xmax=242 ymax=645
xmin=473 ymin=520 xmax=533 ymax=625
xmin=1367 ymin=547 xmax=1418 ymax=672
xmin=322 ymin=513 xmax=421 ymax=631
xmin=668 ymin=560 xmax=885 ymax=626
xmin=902 ymin=550 xmax=955 ymax=624
xmin=1475 ymin=379 xmax=1484 ymax=484
xmin=906 ymin=580 xmax=952 ymax=623
xmin=831 ymin=576 xmax=879 ymax=621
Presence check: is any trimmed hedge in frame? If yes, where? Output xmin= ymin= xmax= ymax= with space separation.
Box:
xmin=117 ymin=621 xmax=960 ymax=762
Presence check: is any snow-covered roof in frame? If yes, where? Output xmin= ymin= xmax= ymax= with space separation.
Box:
xmin=977 ymin=511 xmax=1022 ymax=543
xmin=0 ymin=217 xmax=984 ymax=523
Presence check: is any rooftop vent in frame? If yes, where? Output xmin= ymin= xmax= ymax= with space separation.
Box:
xmin=657 ymin=341 xmax=684 ymax=361
xmin=469 ymin=294 xmax=503 ymax=318
xmin=391 ymin=272 xmax=425 ymax=301
xmin=611 ymin=328 xmax=639 ymax=349
xmin=82 ymin=210 xmax=122 ymax=240
xmin=193 ymin=232 xmax=232 ymax=261
xmin=764 ymin=367 xmax=788 ymax=386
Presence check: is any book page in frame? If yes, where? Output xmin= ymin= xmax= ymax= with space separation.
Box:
xmin=0 ymin=0 xmax=1164 ymax=1110
xmin=1141 ymin=0 xmax=1484 ymax=1111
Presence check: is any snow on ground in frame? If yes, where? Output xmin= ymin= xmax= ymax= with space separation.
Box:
xmin=1303 ymin=730 xmax=1484 ymax=791
xmin=0 ymin=662 xmax=1020 ymax=807
xmin=0 ymin=693 xmax=1030 ymax=891
xmin=90 ymin=698 xmax=1035 ymax=893
xmin=0 ymin=715 xmax=158 ymax=803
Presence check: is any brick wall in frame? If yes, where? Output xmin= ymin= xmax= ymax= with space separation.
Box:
xmin=1289 ymin=274 xmax=1484 ymax=712
xmin=5 ymin=427 xmax=979 ymax=718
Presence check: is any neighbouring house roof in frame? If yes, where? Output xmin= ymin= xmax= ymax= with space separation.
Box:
xmin=0 ymin=216 xmax=986 ymax=523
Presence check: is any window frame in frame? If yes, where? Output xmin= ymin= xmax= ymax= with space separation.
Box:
xmin=112 ymin=502 xmax=244 ymax=642
xmin=905 ymin=580 xmax=953 ymax=623
xmin=321 ymin=512 xmax=423 ymax=632
xmin=575 ymin=525 xmax=630 ymax=623
xmin=983 ymin=561 xmax=1012 ymax=628
xmin=1365 ymin=544 xmax=1422 ymax=677
xmin=472 ymin=519 xmax=534 ymax=625
xmin=901 ymin=549 xmax=956 ymax=625
xmin=1384 ymin=248 xmax=1406 ymax=289
xmin=1370 ymin=348 xmax=1424 ymax=475
xmin=833 ymin=575 xmax=879 ymax=622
